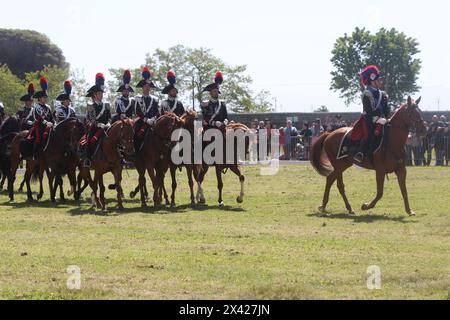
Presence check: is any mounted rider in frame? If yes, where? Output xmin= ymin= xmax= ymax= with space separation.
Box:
xmin=133 ymin=67 xmax=159 ymax=151
xmin=79 ymin=73 xmax=111 ymax=167
xmin=17 ymin=83 xmax=36 ymax=131
xmin=55 ymin=80 xmax=76 ymax=125
xmin=354 ymin=65 xmax=390 ymax=163
xmin=160 ymin=70 xmax=185 ymax=117
xmin=27 ymin=77 xmax=54 ymax=158
xmin=201 ymin=71 xmax=229 ymax=131
xmin=112 ymin=70 xmax=135 ymax=123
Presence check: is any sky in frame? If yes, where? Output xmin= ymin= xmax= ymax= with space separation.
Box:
xmin=2 ymin=0 xmax=450 ymax=112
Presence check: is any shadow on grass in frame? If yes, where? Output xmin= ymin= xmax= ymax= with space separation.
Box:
xmin=67 ymin=200 xmax=246 ymax=216
xmin=307 ymin=211 xmax=417 ymax=224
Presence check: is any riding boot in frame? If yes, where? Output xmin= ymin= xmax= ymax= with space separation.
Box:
xmin=354 ymin=139 xmax=368 ymax=163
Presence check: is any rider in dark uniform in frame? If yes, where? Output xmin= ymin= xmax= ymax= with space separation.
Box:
xmin=200 ymin=71 xmax=229 ymax=131
xmin=17 ymin=84 xmax=36 ymax=131
xmin=79 ymin=73 xmax=111 ymax=167
xmin=133 ymin=67 xmax=159 ymax=151
xmin=160 ymin=70 xmax=185 ymax=117
xmin=112 ymin=69 xmax=135 ymax=123
xmin=354 ymin=65 xmax=390 ymax=163
xmin=28 ymin=77 xmax=54 ymax=158
xmin=55 ymin=80 xmax=76 ymax=124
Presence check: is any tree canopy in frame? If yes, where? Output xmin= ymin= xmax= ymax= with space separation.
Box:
xmin=330 ymin=27 xmax=422 ymax=107
xmin=109 ymin=45 xmax=273 ymax=113
xmin=0 ymin=29 xmax=68 ymax=79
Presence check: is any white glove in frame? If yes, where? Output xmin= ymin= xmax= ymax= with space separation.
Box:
xmin=376 ymin=118 xmax=387 ymax=125
xmin=27 ymin=120 xmax=33 ymax=126
xmin=105 ymin=123 xmax=111 ymax=129
xmin=223 ymin=119 xmax=229 ymax=126
xmin=146 ymin=118 xmax=155 ymax=126
xmin=45 ymin=121 xmax=53 ymax=128
xmin=215 ymin=121 xmax=223 ymax=128
xmin=97 ymin=123 xmax=106 ymax=129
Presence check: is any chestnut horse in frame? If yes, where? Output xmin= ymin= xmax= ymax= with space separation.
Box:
xmin=78 ymin=119 xmax=135 ymax=211
xmin=310 ymin=96 xmax=425 ymax=216
xmin=196 ymin=123 xmax=250 ymax=206
xmin=135 ymin=113 xmax=184 ymax=208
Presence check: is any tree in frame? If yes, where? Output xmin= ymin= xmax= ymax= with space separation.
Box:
xmin=70 ymin=68 xmax=90 ymax=113
xmin=0 ymin=64 xmax=25 ymax=113
xmin=109 ymin=45 xmax=273 ymax=113
xmin=0 ymin=29 xmax=68 ymax=79
xmin=330 ymin=27 xmax=421 ymax=107
xmin=314 ymin=105 xmax=329 ymax=113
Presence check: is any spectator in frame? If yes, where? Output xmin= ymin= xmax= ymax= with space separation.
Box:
xmin=284 ymin=120 xmax=298 ymax=160
xmin=266 ymin=120 xmax=273 ymax=158
xmin=405 ymin=133 xmax=413 ymax=166
xmin=299 ymin=122 xmax=313 ymax=160
xmin=332 ymin=114 xmax=346 ymax=131
xmin=257 ymin=121 xmax=267 ymax=161
xmin=311 ymin=118 xmax=324 ymax=145
xmin=410 ymin=129 xmax=424 ymax=166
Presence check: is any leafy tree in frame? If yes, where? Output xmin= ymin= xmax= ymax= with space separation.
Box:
xmin=0 ymin=29 xmax=68 ymax=79
xmin=0 ymin=64 xmax=25 ymax=113
xmin=330 ymin=27 xmax=421 ymax=107
xmin=314 ymin=105 xmax=329 ymax=113
xmin=109 ymin=45 xmax=273 ymax=113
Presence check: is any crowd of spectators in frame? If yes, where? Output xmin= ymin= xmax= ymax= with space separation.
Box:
xmin=247 ymin=114 xmax=450 ymax=165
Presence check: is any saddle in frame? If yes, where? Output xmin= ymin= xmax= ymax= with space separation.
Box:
xmin=337 ymin=126 xmax=386 ymax=160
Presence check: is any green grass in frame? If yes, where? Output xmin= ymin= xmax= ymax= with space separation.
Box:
xmin=0 ymin=165 xmax=449 ymax=300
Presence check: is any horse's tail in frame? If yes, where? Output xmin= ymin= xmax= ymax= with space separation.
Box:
xmin=310 ymin=133 xmax=334 ymax=177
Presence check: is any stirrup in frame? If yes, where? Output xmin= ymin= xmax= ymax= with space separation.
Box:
xmin=83 ymin=159 xmax=92 ymax=168
xmin=353 ymin=152 xmax=364 ymax=163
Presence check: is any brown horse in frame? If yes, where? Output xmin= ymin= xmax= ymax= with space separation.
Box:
xmin=8 ymin=130 xmax=53 ymax=202
xmin=44 ymin=119 xmax=85 ymax=202
xmin=0 ymin=116 xmax=21 ymax=192
xmin=135 ymin=113 xmax=184 ymax=208
xmin=310 ymin=96 xmax=425 ymax=216
xmin=78 ymin=119 xmax=135 ymax=211
xmin=165 ymin=110 xmax=202 ymax=207
xmin=196 ymin=122 xmax=250 ymax=206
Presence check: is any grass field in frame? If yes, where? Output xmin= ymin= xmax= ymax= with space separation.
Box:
xmin=0 ymin=164 xmax=449 ymax=300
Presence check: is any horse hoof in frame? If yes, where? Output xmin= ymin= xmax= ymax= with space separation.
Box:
xmin=141 ymin=203 xmax=148 ymax=209
xmin=348 ymin=210 xmax=356 ymax=215
xmin=218 ymin=202 xmax=225 ymax=207
xmin=318 ymin=206 xmax=326 ymax=213
xmin=130 ymin=192 xmax=136 ymax=199
xmin=408 ymin=211 xmax=416 ymax=217
xmin=236 ymin=196 xmax=243 ymax=204
xmin=117 ymin=205 xmax=124 ymax=211
xmin=361 ymin=204 xmax=370 ymax=211
xmin=18 ymin=188 xmax=23 ymax=193
xmin=37 ymin=195 xmax=43 ymax=201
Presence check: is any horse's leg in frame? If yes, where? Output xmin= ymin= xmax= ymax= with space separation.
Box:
xmin=170 ymin=164 xmax=177 ymax=207
xmin=362 ymin=169 xmax=385 ymax=211
xmin=113 ymin=168 xmax=124 ymax=211
xmin=196 ymin=165 xmax=208 ymax=204
xmin=45 ymin=168 xmax=54 ymax=202
xmin=148 ymin=167 xmax=160 ymax=206
xmin=187 ymin=166 xmax=196 ymax=205
xmin=18 ymin=176 xmax=26 ymax=192
xmin=98 ymin=174 xmax=106 ymax=212
xmin=67 ymin=169 xmax=77 ymax=199
xmin=25 ymin=161 xmax=35 ymax=202
xmin=138 ymin=166 xmax=147 ymax=208
xmin=395 ymin=166 xmax=415 ymax=216
xmin=319 ymin=172 xmax=337 ymax=213
xmin=336 ymin=172 xmax=355 ymax=214
xmin=91 ymin=171 xmax=100 ymax=209
xmin=58 ymin=175 xmax=66 ymax=202
xmin=229 ymin=165 xmax=245 ymax=204
xmin=0 ymin=175 xmax=6 ymax=191
xmin=215 ymin=166 xmax=224 ymax=207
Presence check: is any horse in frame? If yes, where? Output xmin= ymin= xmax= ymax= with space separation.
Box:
xmin=310 ymin=96 xmax=426 ymax=216
xmin=165 ymin=110 xmax=202 ymax=207
xmin=8 ymin=125 xmax=54 ymax=202
xmin=196 ymin=122 xmax=250 ymax=207
xmin=43 ymin=118 xmax=85 ymax=202
xmin=78 ymin=119 xmax=135 ymax=212
xmin=0 ymin=116 xmax=21 ymax=192
xmin=134 ymin=113 xmax=184 ymax=208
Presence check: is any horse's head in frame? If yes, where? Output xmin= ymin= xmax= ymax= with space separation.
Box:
xmin=391 ymin=96 xmax=426 ymax=136
xmin=112 ymin=119 xmax=135 ymax=159
xmin=180 ymin=110 xmax=199 ymax=133
xmin=155 ymin=113 xmax=184 ymax=140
